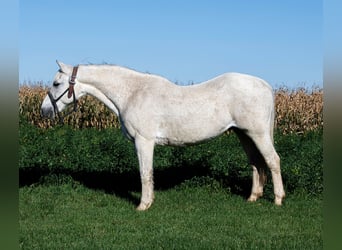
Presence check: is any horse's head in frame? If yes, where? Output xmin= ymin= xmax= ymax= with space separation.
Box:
xmin=41 ymin=61 xmax=80 ymax=121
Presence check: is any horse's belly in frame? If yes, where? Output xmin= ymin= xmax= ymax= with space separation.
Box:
xmin=155 ymin=119 xmax=236 ymax=146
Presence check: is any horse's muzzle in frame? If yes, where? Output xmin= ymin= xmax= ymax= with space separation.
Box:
xmin=41 ymin=106 xmax=55 ymax=119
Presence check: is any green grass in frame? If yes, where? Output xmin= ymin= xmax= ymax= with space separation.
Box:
xmin=19 ymin=180 xmax=322 ymax=249
xmin=19 ymin=123 xmax=323 ymax=249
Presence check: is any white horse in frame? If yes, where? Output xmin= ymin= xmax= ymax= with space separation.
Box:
xmin=41 ymin=61 xmax=285 ymax=210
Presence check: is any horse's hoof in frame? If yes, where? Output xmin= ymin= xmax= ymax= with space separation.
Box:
xmin=247 ymin=196 xmax=257 ymax=202
xmin=136 ymin=202 xmax=152 ymax=211
xmin=247 ymin=193 xmax=262 ymax=202
xmin=274 ymin=197 xmax=283 ymax=206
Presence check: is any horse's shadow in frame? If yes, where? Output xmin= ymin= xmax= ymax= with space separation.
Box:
xmin=19 ymin=164 xmax=252 ymax=207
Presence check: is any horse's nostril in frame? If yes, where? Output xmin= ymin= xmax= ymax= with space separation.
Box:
xmin=41 ymin=107 xmax=54 ymax=118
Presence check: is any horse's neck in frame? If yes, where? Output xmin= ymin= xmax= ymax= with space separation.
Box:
xmin=78 ymin=65 xmax=140 ymax=114
xmin=81 ymin=83 xmax=120 ymax=115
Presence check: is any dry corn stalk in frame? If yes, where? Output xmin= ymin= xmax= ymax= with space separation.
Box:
xmin=19 ymin=85 xmax=323 ymax=133
xmin=274 ymin=87 xmax=323 ymax=134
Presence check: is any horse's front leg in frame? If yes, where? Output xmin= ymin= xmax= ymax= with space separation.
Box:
xmin=134 ymin=134 xmax=155 ymax=211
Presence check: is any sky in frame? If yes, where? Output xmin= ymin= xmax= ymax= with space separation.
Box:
xmin=20 ymin=0 xmax=322 ymax=88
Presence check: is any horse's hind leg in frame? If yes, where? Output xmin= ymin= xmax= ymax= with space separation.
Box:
xmin=234 ymin=128 xmax=267 ymax=202
xmin=249 ymin=166 xmax=267 ymax=202
xmin=247 ymin=132 xmax=285 ymax=205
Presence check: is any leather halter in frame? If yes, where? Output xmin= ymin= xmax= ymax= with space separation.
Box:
xmin=47 ymin=66 xmax=79 ymax=124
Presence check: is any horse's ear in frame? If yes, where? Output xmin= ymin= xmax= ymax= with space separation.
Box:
xmin=56 ymin=60 xmax=72 ymax=73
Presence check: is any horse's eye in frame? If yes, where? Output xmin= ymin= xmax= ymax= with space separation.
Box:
xmin=53 ymin=82 xmax=60 ymax=87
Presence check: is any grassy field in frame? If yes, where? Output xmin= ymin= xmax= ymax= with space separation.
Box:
xmin=19 ymin=179 xmax=322 ymax=249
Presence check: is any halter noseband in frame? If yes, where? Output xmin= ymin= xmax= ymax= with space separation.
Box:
xmin=47 ymin=66 xmax=79 ymax=124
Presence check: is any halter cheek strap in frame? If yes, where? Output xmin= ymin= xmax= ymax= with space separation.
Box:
xmin=68 ymin=66 xmax=79 ymax=98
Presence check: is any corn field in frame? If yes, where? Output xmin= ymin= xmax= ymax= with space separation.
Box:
xmin=19 ymin=85 xmax=323 ymax=134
